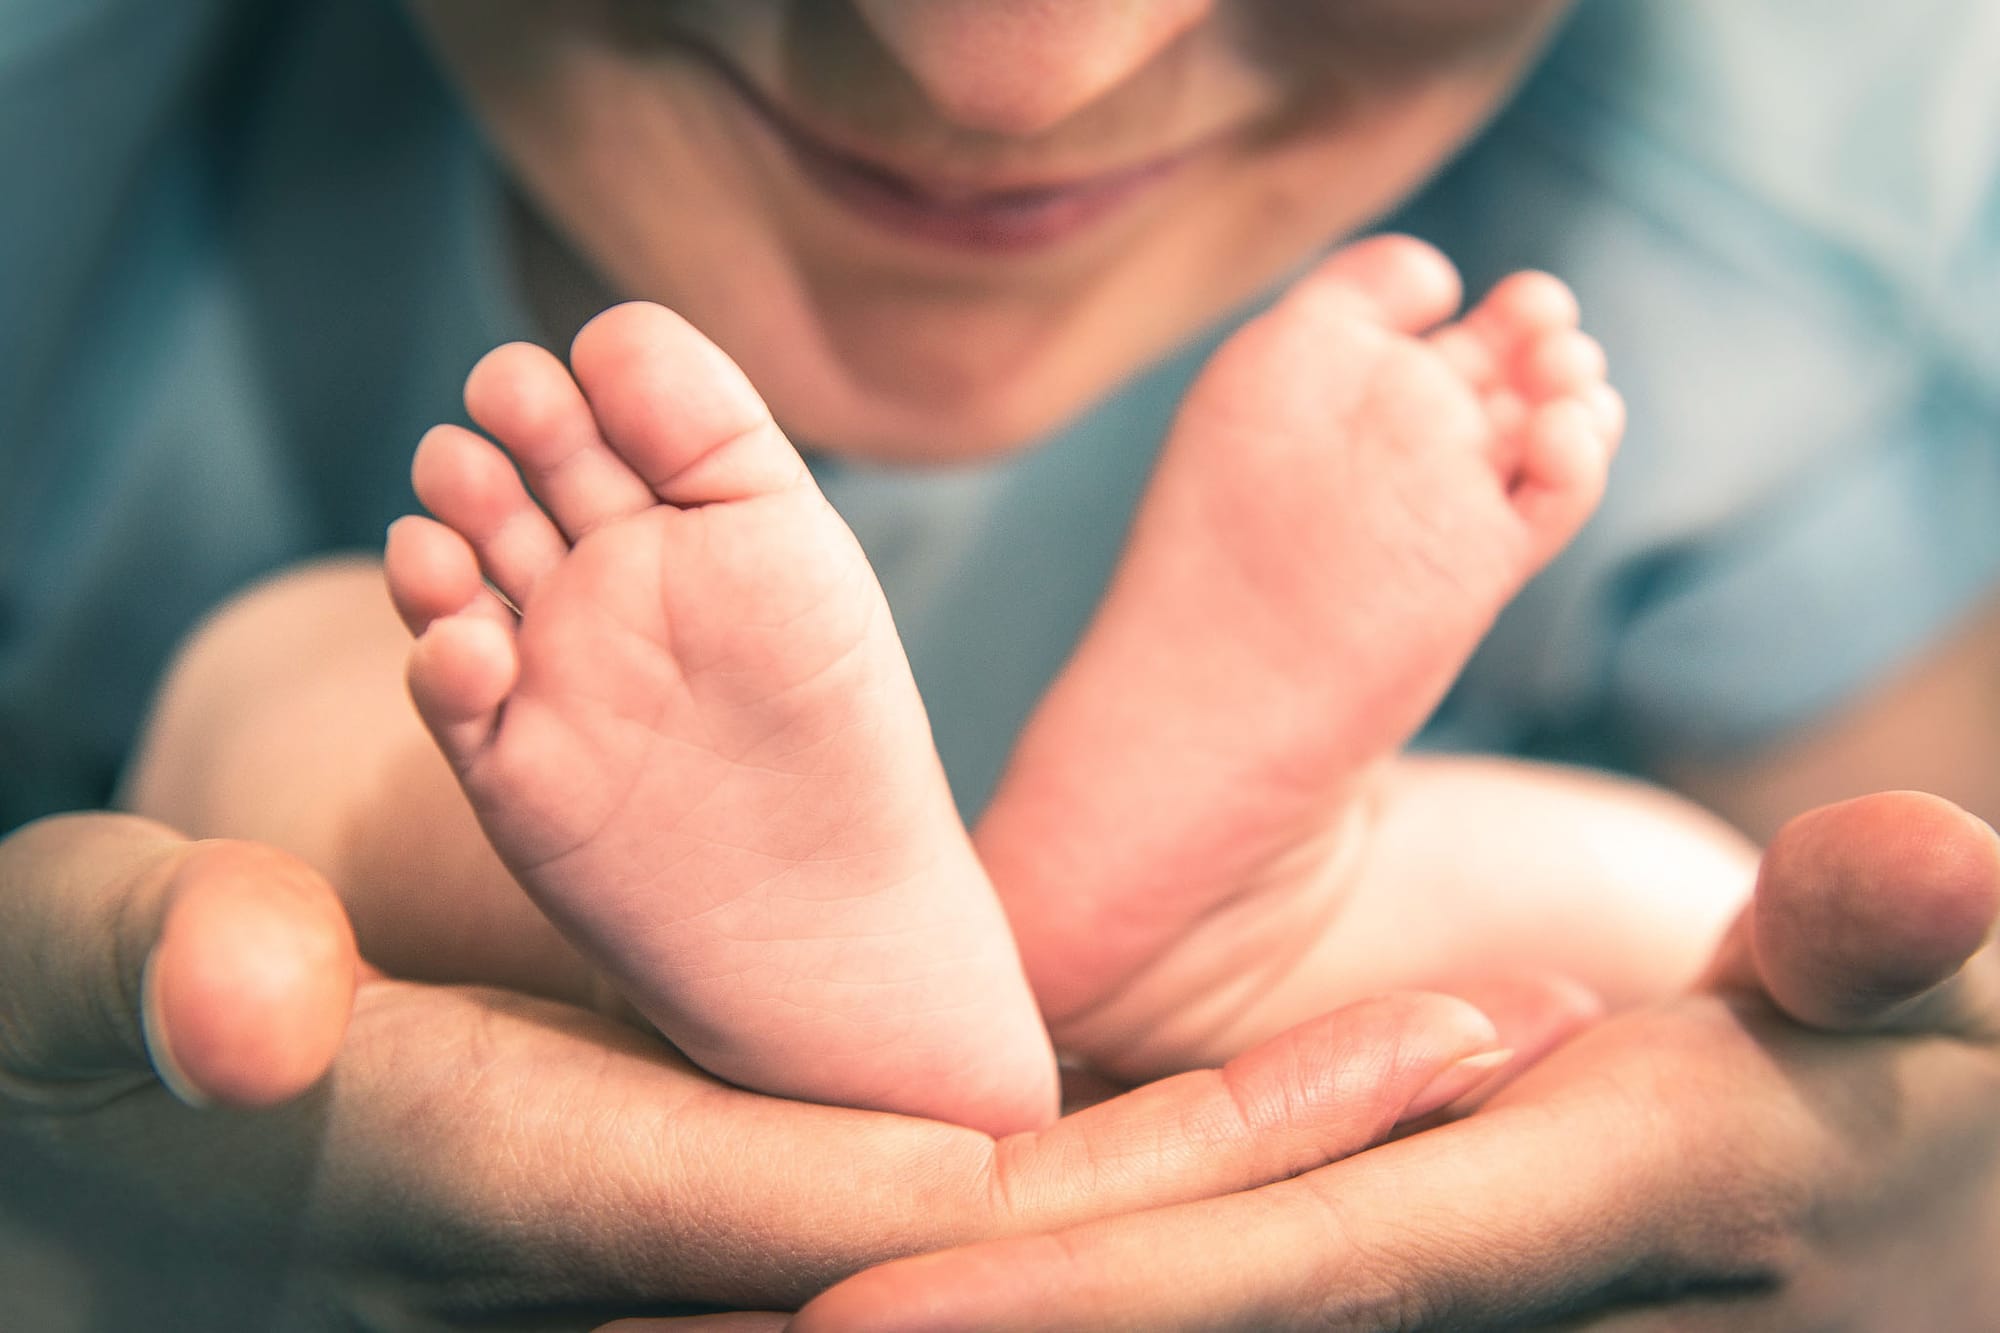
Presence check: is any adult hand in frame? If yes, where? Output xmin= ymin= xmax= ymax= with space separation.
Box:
xmin=796 ymin=791 xmax=2000 ymax=1331
xmin=0 ymin=813 xmax=1568 ymax=1330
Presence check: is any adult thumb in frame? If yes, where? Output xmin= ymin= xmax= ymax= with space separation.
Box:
xmin=0 ymin=813 xmax=358 ymax=1108
xmin=1738 ymin=791 xmax=2000 ymax=1035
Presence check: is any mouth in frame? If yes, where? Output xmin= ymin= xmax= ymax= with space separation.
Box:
xmin=778 ymin=127 xmax=1196 ymax=254
xmin=669 ymin=41 xmax=1203 ymax=255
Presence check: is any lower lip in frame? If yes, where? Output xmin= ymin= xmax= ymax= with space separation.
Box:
xmin=666 ymin=39 xmax=1191 ymax=254
xmin=783 ymin=138 xmax=1188 ymax=254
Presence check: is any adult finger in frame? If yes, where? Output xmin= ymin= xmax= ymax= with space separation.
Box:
xmin=987 ymin=991 xmax=1506 ymax=1231
xmin=1410 ymin=971 xmax=1605 ymax=1119
xmin=616 ymin=988 xmax=1515 ymax=1307
xmin=0 ymin=813 xmax=358 ymax=1108
xmin=797 ymin=796 xmax=2000 ymax=1332
xmin=794 ymin=990 xmax=1998 ymax=1333
xmin=5 ymin=978 xmax=1506 ymax=1322
xmin=1710 ymin=791 xmax=2000 ymax=1035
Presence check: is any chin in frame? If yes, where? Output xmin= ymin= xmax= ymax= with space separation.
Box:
xmin=737 ymin=320 xmax=1135 ymax=465
xmin=756 ymin=350 xmax=1128 ymax=464
xmin=769 ymin=382 xmax=1086 ymax=465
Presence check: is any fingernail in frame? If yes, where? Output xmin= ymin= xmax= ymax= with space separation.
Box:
xmin=140 ymin=947 xmax=211 ymax=1109
xmin=1399 ymin=1048 xmax=1512 ymax=1124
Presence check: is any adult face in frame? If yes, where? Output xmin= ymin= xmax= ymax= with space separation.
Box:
xmin=407 ymin=0 xmax=1573 ymax=460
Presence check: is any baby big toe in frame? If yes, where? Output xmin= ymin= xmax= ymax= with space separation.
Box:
xmin=569 ymin=302 xmax=808 ymax=508
xmin=1293 ymin=234 xmax=1464 ymax=335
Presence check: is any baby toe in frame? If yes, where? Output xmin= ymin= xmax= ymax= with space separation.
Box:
xmin=467 ymin=341 xmax=658 ymax=539
xmin=570 ymin=302 xmax=807 ymax=508
xmin=407 ymin=615 xmax=518 ymax=766
xmin=384 ymin=514 xmax=485 ymax=636
xmin=1510 ymin=396 xmax=1612 ymax=558
xmin=1519 ymin=328 xmax=1609 ymax=402
xmin=410 ymin=423 xmax=568 ymax=612
xmin=1294 ymin=234 xmax=1465 ymax=335
xmin=1428 ymin=271 xmax=1574 ymax=393
xmin=1582 ymin=382 xmax=1628 ymax=449
xmin=1484 ymin=270 xmax=1582 ymax=334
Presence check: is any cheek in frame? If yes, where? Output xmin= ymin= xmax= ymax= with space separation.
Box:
xmin=401 ymin=0 xmax=1559 ymax=459
xmin=414 ymin=11 xmax=769 ymax=293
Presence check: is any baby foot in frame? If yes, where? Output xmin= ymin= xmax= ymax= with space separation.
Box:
xmin=383 ymin=304 xmax=1056 ymax=1136
xmin=979 ymin=236 xmax=1621 ymax=1057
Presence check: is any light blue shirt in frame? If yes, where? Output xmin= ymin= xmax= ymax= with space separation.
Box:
xmin=5 ymin=0 xmax=1998 ymax=828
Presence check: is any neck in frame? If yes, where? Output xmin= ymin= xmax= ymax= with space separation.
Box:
xmin=505 ymin=188 xmax=620 ymax=350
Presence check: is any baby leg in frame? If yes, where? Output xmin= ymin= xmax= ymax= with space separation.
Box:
xmin=982 ymin=237 xmax=1623 ymax=1039
xmin=385 ymin=305 xmax=1055 ymax=1135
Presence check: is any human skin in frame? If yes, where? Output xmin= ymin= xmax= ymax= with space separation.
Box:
xmin=382 ymin=239 xmax=1723 ymax=1113
xmin=393 ymin=0 xmax=2000 ymax=1313
xmin=9 ymin=0 xmax=2000 ymax=1327
xmin=788 ymin=793 xmax=2000 ymax=1331
xmin=406 ymin=0 xmax=2000 ymax=832
xmin=386 ymin=303 xmax=1063 ymax=1139
xmin=559 ymin=794 xmax=2000 ymax=1331
xmin=401 ymin=0 xmax=1577 ymax=459
xmin=8 ymin=786 xmax=1993 ymax=1330
xmin=0 ymin=812 xmax=1560 ymax=1327
xmin=51 ymin=563 xmax=1995 ymax=1329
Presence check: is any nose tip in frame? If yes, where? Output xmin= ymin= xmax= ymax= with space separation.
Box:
xmin=852 ymin=0 xmax=1214 ymax=137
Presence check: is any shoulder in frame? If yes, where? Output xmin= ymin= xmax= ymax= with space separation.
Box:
xmin=1409 ymin=0 xmax=2000 ymax=762
xmin=1535 ymin=0 xmax=1998 ymax=323
xmin=0 ymin=0 xmax=512 ymax=823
